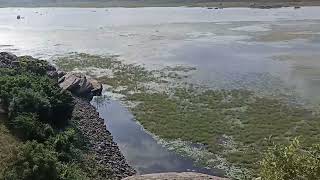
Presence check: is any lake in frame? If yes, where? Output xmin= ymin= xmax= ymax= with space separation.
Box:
xmin=1 ymin=6 xmax=320 ymax=176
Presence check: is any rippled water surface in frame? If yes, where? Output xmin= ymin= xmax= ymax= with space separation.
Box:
xmin=1 ymin=7 xmax=320 ymax=174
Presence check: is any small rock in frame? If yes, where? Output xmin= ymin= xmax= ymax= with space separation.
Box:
xmin=46 ymin=64 xmax=56 ymax=71
xmin=47 ymin=70 xmax=59 ymax=79
xmin=11 ymin=60 xmax=20 ymax=66
xmin=57 ymin=70 xmax=66 ymax=78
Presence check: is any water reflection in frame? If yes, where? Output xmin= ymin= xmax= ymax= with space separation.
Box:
xmin=91 ymin=98 xmax=224 ymax=176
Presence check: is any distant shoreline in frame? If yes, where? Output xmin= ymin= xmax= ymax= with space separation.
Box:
xmin=0 ymin=1 xmax=320 ymax=8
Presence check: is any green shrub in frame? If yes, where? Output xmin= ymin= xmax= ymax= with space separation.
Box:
xmin=0 ymin=55 xmax=96 ymax=179
xmin=0 ymin=68 xmax=17 ymax=76
xmin=3 ymin=141 xmax=59 ymax=180
xmin=47 ymin=90 xmax=74 ymax=128
xmin=8 ymin=88 xmax=51 ymax=120
xmin=10 ymin=113 xmax=53 ymax=141
xmin=0 ymin=74 xmax=73 ymax=128
xmin=0 ymin=56 xmax=52 ymax=77
xmin=17 ymin=56 xmax=51 ymax=76
xmin=58 ymin=163 xmax=88 ymax=180
xmin=2 ymin=141 xmax=88 ymax=180
xmin=0 ymin=75 xmax=33 ymax=106
xmin=260 ymin=138 xmax=320 ymax=180
xmin=49 ymin=129 xmax=77 ymax=162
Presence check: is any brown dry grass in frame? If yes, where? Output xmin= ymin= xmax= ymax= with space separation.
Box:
xmin=0 ymin=114 xmax=20 ymax=178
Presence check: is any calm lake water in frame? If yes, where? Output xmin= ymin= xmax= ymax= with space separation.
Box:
xmin=1 ymin=7 xmax=320 ymax=175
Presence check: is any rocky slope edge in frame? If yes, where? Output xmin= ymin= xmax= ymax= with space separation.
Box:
xmin=72 ymin=96 xmax=135 ymax=178
xmin=0 ymin=52 xmax=135 ymax=179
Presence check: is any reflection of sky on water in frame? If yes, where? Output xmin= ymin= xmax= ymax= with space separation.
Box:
xmin=91 ymin=99 xmax=223 ymax=176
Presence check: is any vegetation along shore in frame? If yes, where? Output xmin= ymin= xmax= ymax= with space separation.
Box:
xmin=0 ymin=52 xmax=135 ymax=179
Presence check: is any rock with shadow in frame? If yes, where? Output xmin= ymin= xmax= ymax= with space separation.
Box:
xmin=58 ymin=72 xmax=103 ymax=100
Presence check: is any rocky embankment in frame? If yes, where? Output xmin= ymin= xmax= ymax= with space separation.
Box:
xmin=60 ymin=74 xmax=136 ymax=178
xmin=72 ymin=96 xmax=135 ymax=178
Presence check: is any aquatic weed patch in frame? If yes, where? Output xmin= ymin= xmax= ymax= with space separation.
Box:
xmin=54 ymin=53 xmax=320 ymax=178
xmin=127 ymin=88 xmax=319 ymax=167
xmin=54 ymin=53 xmax=119 ymax=72
xmin=55 ymin=53 xmax=157 ymax=91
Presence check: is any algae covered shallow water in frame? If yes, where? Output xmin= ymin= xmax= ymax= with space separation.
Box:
xmin=91 ymin=99 xmax=224 ymax=176
xmin=1 ymin=7 xmax=320 ymax=178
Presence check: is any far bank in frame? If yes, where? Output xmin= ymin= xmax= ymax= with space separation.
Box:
xmin=0 ymin=0 xmax=320 ymax=8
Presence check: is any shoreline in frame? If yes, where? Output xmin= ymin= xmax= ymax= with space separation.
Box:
xmin=0 ymin=52 xmax=135 ymax=179
xmin=0 ymin=1 xmax=320 ymax=8
xmin=71 ymin=96 xmax=136 ymax=179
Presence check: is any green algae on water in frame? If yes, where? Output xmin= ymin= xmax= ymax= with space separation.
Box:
xmin=54 ymin=53 xmax=320 ymax=179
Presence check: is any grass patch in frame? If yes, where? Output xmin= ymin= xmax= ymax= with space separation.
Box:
xmin=54 ymin=53 xmax=120 ymax=72
xmin=127 ymin=88 xmax=320 ymax=176
xmin=55 ymin=53 xmax=157 ymax=91
xmin=0 ymin=115 xmax=20 ymax=178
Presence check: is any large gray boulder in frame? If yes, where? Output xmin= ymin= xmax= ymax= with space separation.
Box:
xmin=58 ymin=73 xmax=103 ymax=99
